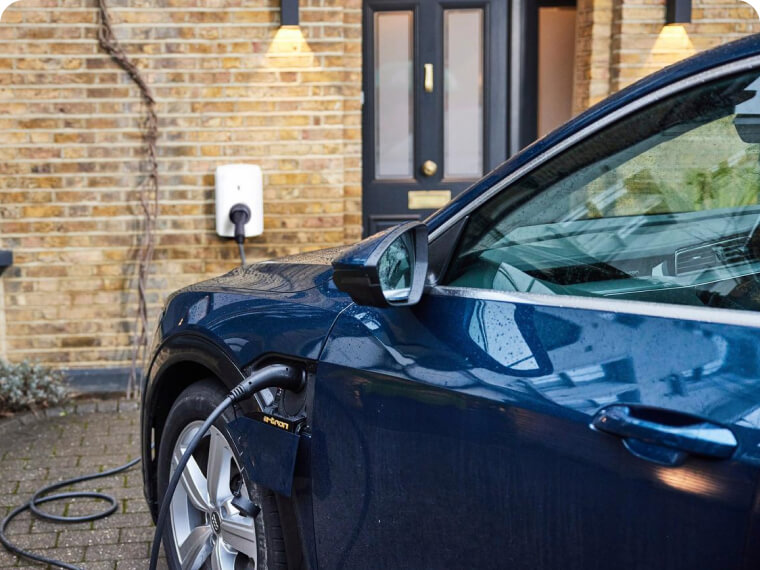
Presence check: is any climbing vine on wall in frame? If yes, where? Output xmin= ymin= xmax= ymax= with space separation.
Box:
xmin=96 ymin=0 xmax=159 ymax=399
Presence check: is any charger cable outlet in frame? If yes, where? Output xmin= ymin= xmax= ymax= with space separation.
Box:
xmin=229 ymin=203 xmax=251 ymax=266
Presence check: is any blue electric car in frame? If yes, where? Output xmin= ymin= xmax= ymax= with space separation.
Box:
xmin=143 ymin=36 xmax=760 ymax=569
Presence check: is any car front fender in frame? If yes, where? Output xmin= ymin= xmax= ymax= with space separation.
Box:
xmin=140 ymin=330 xmax=246 ymax=519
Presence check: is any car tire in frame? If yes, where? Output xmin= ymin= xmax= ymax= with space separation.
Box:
xmin=157 ymin=379 xmax=288 ymax=570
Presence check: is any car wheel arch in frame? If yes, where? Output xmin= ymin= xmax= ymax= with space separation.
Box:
xmin=142 ymin=332 xmax=246 ymax=517
xmin=142 ymin=333 xmax=311 ymax=567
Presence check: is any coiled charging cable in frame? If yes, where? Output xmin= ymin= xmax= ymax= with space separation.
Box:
xmin=0 ymin=364 xmax=302 ymax=570
xmin=0 ymin=455 xmax=141 ymax=569
xmin=148 ymin=363 xmax=305 ymax=570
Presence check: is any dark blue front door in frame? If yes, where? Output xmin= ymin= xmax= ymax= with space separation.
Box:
xmin=361 ymin=0 xmax=509 ymax=236
xmin=311 ymin=292 xmax=760 ymax=569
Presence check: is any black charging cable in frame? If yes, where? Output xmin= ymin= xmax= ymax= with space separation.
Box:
xmin=148 ymin=363 xmax=305 ymax=570
xmin=0 ymin=456 xmax=141 ymax=569
xmin=229 ymin=203 xmax=251 ymax=266
xmin=0 ymin=365 xmax=302 ymax=569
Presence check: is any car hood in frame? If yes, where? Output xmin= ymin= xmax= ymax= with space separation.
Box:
xmin=183 ymin=245 xmax=352 ymax=295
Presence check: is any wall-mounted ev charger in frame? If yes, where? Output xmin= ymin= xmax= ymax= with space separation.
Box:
xmin=215 ymin=164 xmax=264 ymax=265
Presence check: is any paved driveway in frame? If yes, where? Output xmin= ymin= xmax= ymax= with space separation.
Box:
xmin=0 ymin=400 xmax=163 ymax=569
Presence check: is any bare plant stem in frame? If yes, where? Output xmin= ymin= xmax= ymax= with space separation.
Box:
xmin=96 ymin=0 xmax=159 ymax=400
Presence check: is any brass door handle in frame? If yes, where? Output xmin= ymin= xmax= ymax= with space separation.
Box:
xmin=424 ymin=63 xmax=434 ymax=93
xmin=421 ymin=160 xmax=438 ymax=177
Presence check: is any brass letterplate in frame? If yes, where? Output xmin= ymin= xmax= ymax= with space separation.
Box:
xmin=408 ymin=190 xmax=451 ymax=210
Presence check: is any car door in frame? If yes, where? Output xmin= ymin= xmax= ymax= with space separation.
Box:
xmin=310 ymin=61 xmax=760 ymax=569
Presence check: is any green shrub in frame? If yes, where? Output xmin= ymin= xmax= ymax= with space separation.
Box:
xmin=0 ymin=360 xmax=69 ymax=414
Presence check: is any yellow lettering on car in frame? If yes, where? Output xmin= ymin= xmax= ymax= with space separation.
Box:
xmin=262 ymin=415 xmax=290 ymax=430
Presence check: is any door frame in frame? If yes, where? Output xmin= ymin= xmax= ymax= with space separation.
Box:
xmin=360 ymin=0 xmax=517 ymax=237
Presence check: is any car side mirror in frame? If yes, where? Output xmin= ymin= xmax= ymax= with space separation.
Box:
xmin=332 ymin=222 xmax=428 ymax=308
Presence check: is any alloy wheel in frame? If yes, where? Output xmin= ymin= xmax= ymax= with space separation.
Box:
xmin=170 ymin=422 xmax=258 ymax=570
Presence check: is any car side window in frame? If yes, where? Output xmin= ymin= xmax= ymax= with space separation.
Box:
xmin=444 ymin=70 xmax=760 ymax=313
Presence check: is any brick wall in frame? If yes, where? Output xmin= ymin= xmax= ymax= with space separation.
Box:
xmin=574 ymin=0 xmax=614 ymax=112
xmin=574 ymin=0 xmax=760 ymax=109
xmin=0 ymin=0 xmax=361 ymax=369
xmin=1 ymin=0 xmax=758 ymax=372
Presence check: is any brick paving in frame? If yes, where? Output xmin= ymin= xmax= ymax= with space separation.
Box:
xmin=0 ymin=400 xmax=166 ymax=569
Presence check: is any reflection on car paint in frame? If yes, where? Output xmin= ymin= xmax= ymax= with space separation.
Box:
xmin=312 ymin=291 xmax=760 ymax=568
xmin=325 ymin=295 xmax=760 ymax=432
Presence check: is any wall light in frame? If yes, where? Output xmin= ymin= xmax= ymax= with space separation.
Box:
xmin=281 ymin=0 xmax=299 ymax=27
xmin=666 ymin=0 xmax=691 ymax=24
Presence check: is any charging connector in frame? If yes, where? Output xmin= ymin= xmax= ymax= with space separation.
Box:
xmin=229 ymin=203 xmax=251 ymax=266
xmin=229 ymin=203 xmax=251 ymax=245
xmin=148 ymin=363 xmax=305 ymax=570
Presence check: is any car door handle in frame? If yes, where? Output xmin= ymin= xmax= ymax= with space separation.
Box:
xmin=591 ymin=404 xmax=738 ymax=459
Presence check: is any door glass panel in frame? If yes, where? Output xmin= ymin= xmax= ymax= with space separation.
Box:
xmin=445 ymin=70 xmax=760 ymax=313
xmin=538 ymin=7 xmax=577 ymax=137
xmin=444 ymin=9 xmax=484 ymax=178
xmin=375 ymin=11 xmax=414 ymax=179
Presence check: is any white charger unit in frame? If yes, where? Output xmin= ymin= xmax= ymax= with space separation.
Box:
xmin=214 ymin=164 xmax=264 ymax=238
